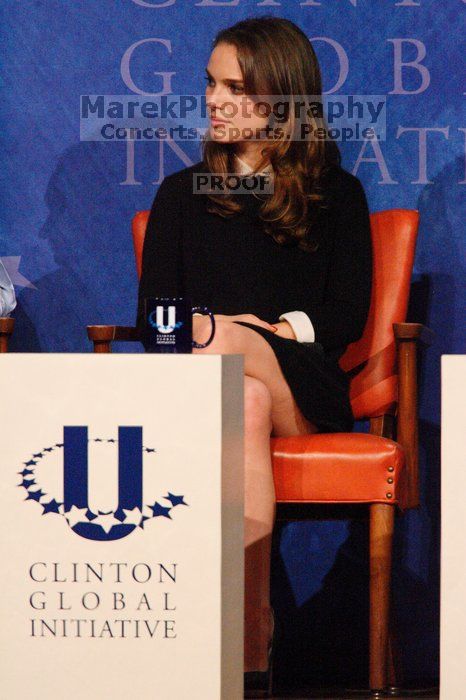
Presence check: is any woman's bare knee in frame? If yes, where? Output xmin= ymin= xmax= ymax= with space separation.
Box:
xmin=244 ymin=376 xmax=273 ymax=435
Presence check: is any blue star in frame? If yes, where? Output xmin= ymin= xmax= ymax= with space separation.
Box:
xmin=41 ymin=499 xmax=62 ymax=515
xmin=164 ymin=492 xmax=188 ymax=507
xmin=33 ymin=452 xmax=43 ymax=459
xmin=139 ymin=516 xmax=150 ymax=529
xmin=25 ymin=489 xmax=45 ymax=502
xmin=18 ymin=468 xmax=34 ymax=477
xmin=24 ymin=460 xmax=37 ymax=467
xmin=148 ymin=502 xmax=172 ymax=519
xmin=113 ymin=507 xmax=126 ymax=522
xmin=20 ymin=478 xmax=36 ymax=488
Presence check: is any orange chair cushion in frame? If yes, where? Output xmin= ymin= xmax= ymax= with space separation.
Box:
xmin=271 ymin=433 xmax=406 ymax=509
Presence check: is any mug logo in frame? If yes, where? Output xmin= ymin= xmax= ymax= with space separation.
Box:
xmin=18 ymin=426 xmax=189 ymax=541
xmin=149 ymin=305 xmax=183 ymax=334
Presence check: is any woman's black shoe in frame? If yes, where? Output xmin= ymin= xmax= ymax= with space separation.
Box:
xmin=244 ymin=608 xmax=276 ymax=698
xmin=244 ymin=666 xmax=273 ymax=699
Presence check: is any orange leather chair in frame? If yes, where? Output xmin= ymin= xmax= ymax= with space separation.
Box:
xmin=0 ymin=318 xmax=14 ymax=352
xmin=88 ymin=208 xmax=432 ymax=697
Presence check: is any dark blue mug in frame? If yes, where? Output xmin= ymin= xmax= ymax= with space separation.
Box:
xmin=143 ymin=297 xmax=216 ymax=353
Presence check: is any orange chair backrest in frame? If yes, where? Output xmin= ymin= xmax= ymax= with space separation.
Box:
xmin=339 ymin=209 xmax=418 ymax=419
xmin=132 ymin=210 xmax=150 ymax=281
xmin=132 ymin=208 xmax=419 ymax=421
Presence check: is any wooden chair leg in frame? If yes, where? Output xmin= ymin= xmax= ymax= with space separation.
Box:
xmin=0 ymin=317 xmax=15 ymax=353
xmin=388 ymin=604 xmax=404 ymax=687
xmin=387 ymin=620 xmax=404 ymax=694
xmin=369 ymin=503 xmax=395 ymax=695
xmin=92 ymin=340 xmax=112 ymax=353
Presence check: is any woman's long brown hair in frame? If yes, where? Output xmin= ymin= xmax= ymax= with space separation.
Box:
xmin=202 ymin=16 xmax=341 ymax=252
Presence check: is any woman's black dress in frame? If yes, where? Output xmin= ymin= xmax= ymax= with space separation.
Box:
xmin=136 ymin=161 xmax=373 ymax=433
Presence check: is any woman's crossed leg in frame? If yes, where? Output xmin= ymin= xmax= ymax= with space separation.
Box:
xmin=193 ymin=318 xmax=318 ymax=671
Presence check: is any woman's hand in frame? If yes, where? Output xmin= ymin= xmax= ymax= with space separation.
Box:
xmin=271 ymin=320 xmax=297 ymax=340
xmin=212 ymin=313 xmax=278 ymax=333
xmin=202 ymin=314 xmax=297 ymax=339
xmin=193 ymin=314 xmax=298 ymax=341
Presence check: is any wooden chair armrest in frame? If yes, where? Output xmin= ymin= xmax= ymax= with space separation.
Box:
xmin=87 ymin=325 xmax=141 ymax=353
xmin=0 ymin=317 xmax=15 ymax=353
xmin=393 ymin=322 xmax=434 ymax=346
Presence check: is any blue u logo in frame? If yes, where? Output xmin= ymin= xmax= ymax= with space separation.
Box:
xmin=148 ymin=305 xmax=183 ymax=333
xmin=64 ymin=426 xmax=143 ymax=541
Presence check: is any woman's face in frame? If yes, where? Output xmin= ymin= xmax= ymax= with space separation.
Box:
xmin=205 ymin=42 xmax=269 ymax=146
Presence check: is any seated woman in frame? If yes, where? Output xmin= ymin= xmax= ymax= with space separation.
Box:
xmin=137 ymin=15 xmax=372 ymax=698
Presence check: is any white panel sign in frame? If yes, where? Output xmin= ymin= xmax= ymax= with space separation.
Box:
xmin=0 ymin=354 xmax=244 ymax=700
xmin=440 ymin=355 xmax=466 ymax=699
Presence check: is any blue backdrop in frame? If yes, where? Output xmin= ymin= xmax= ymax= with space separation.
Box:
xmin=1 ymin=0 xmax=464 ymax=688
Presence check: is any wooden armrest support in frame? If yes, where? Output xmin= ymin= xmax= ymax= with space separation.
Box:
xmin=0 ymin=317 xmax=15 ymax=334
xmin=87 ymin=325 xmax=141 ymax=353
xmin=393 ymin=322 xmax=434 ymax=510
xmin=87 ymin=325 xmax=140 ymax=342
xmin=393 ymin=322 xmax=434 ymax=346
xmin=0 ymin=317 xmax=15 ymax=353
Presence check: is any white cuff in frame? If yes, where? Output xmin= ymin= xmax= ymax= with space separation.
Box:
xmin=278 ymin=310 xmax=315 ymax=343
